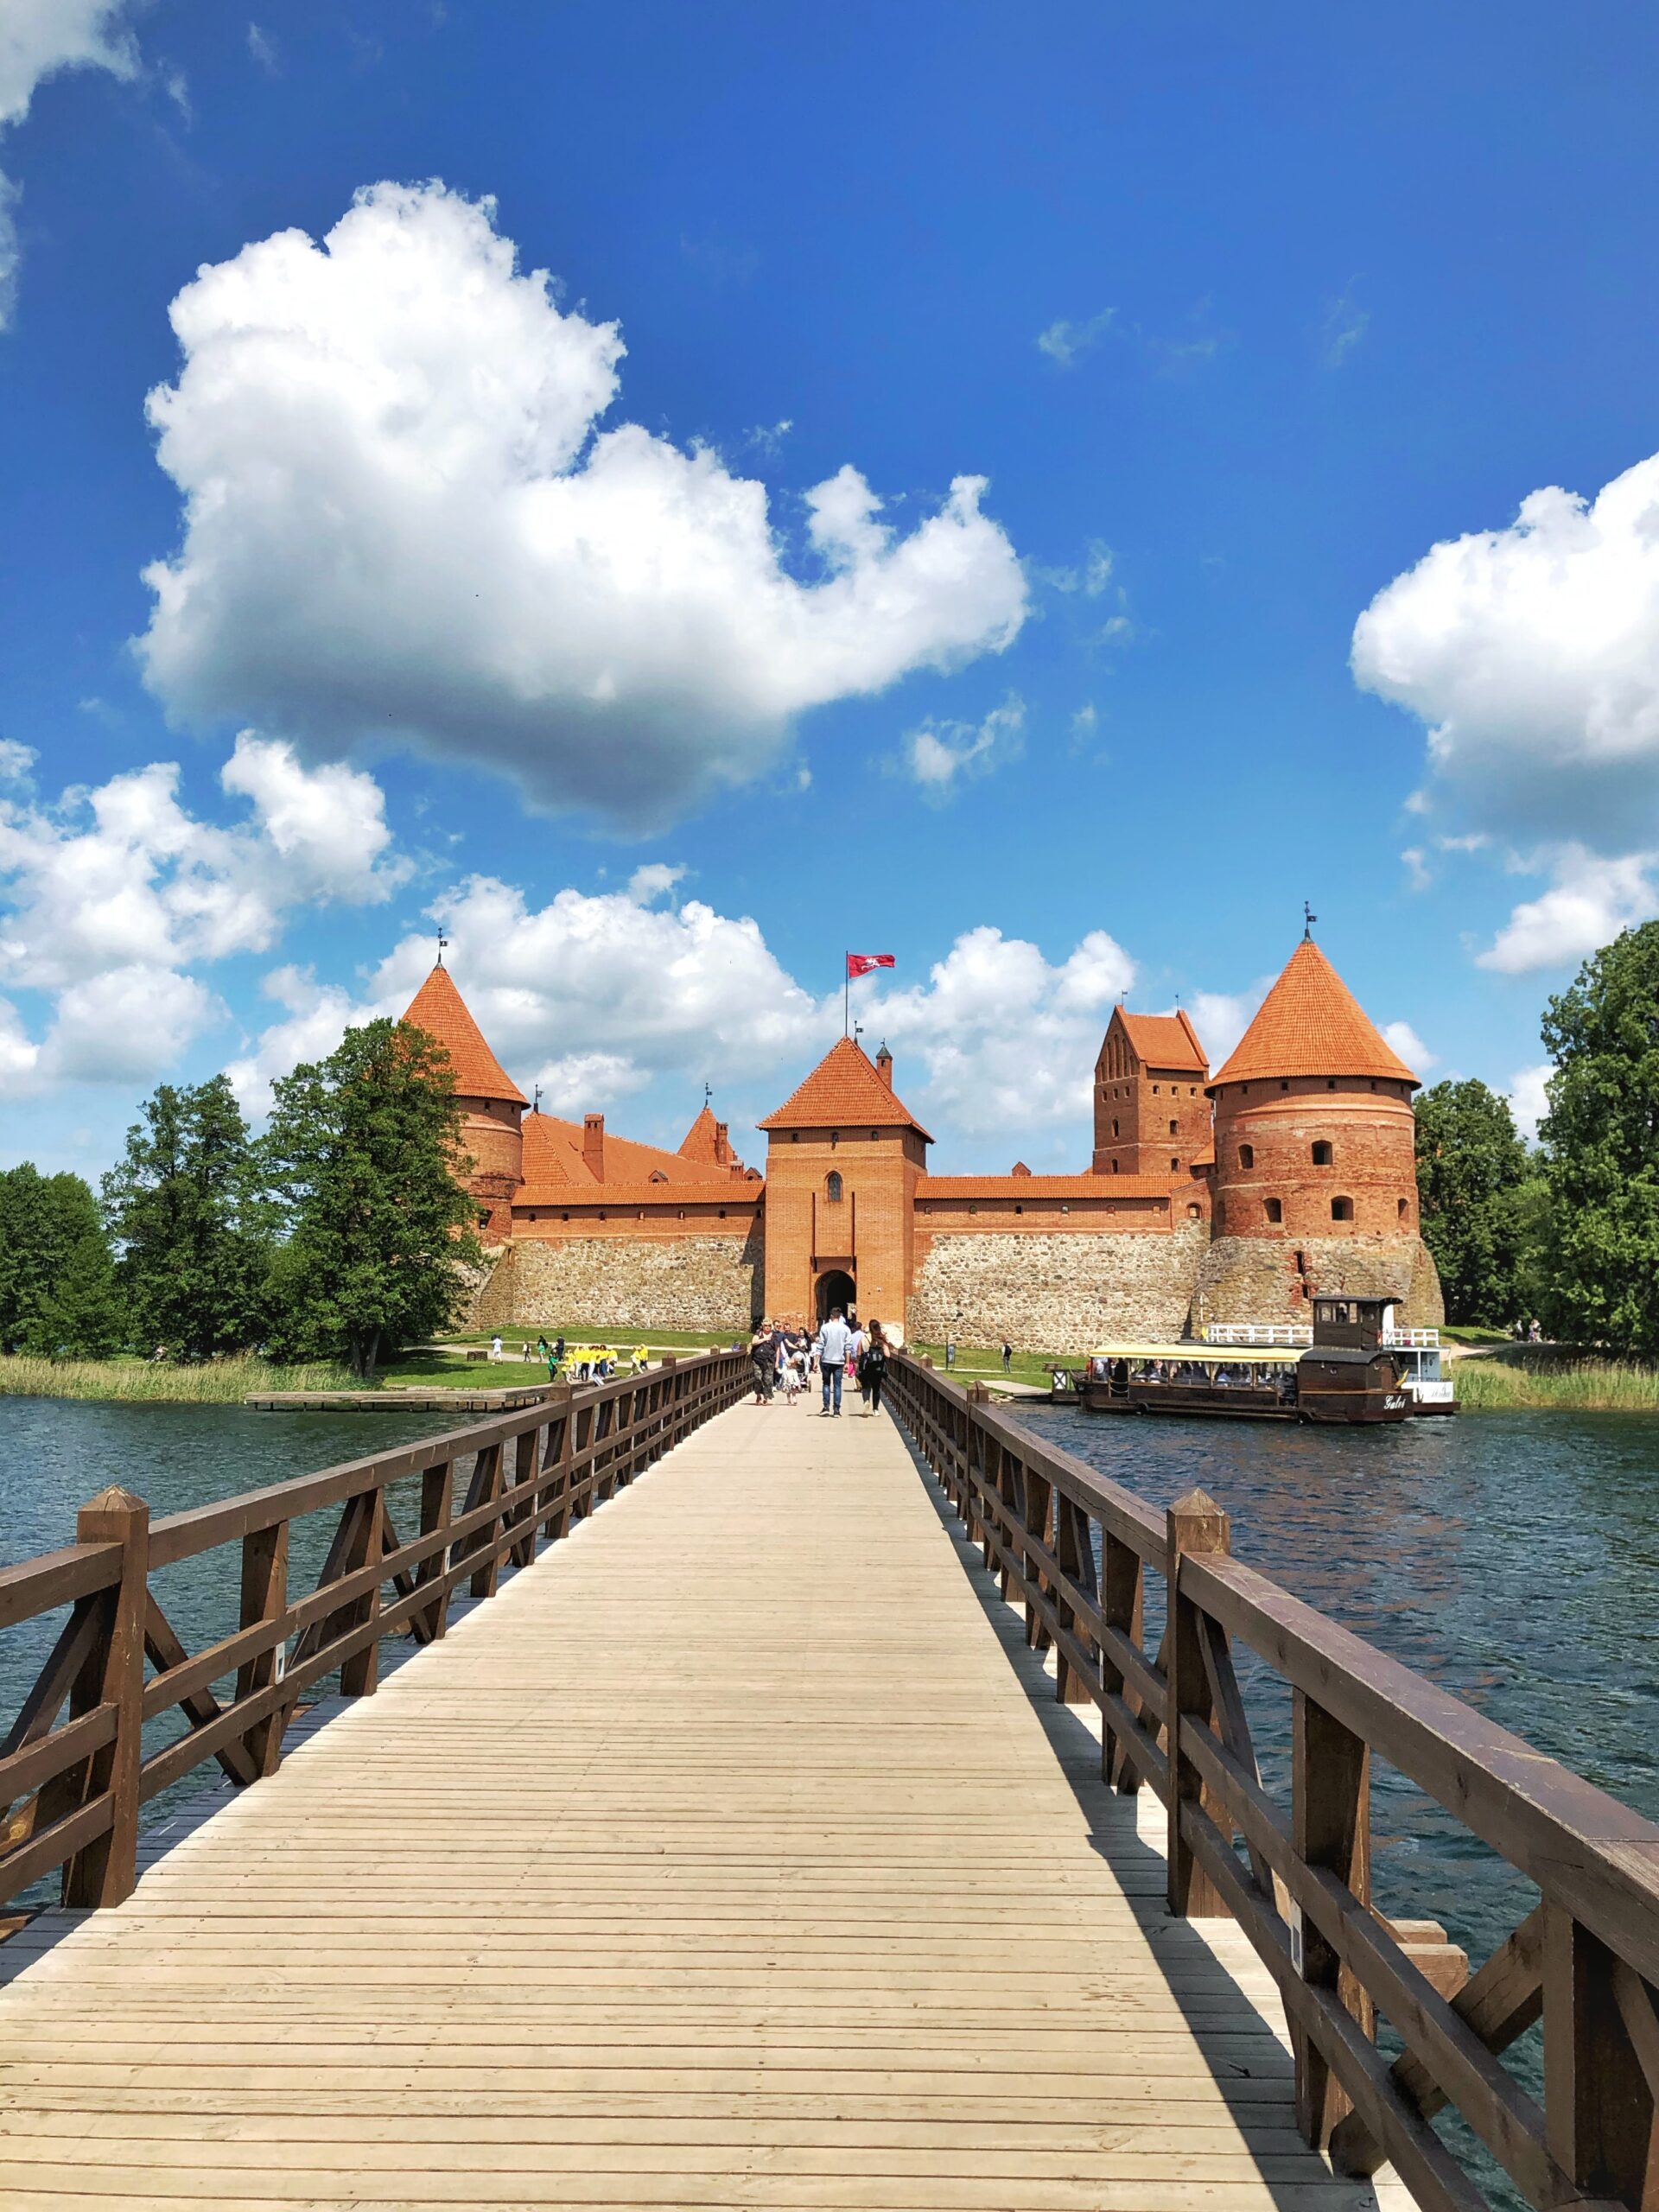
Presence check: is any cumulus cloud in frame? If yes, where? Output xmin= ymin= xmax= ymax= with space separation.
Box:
xmin=138 ymin=181 xmax=1027 ymax=828
xmin=0 ymin=738 xmax=406 ymax=1096
xmin=901 ymin=696 xmax=1024 ymax=799
xmin=1380 ymin=1019 xmax=1435 ymax=1073
xmin=0 ymin=1 xmax=142 ymax=324
xmin=1353 ymin=453 xmax=1659 ymax=848
xmin=1508 ymin=1063 xmax=1553 ymax=1145
xmin=1180 ymin=982 xmax=1271 ymax=1073
xmin=1476 ymin=847 xmax=1658 ymax=975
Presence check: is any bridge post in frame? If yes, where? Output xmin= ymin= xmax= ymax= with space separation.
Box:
xmin=1544 ymin=1905 xmax=1659 ymax=2205
xmin=62 ymin=1486 xmax=149 ymax=1910
xmin=1292 ymin=1688 xmax=1372 ymax=2147
xmin=1165 ymin=1487 xmax=1230 ymax=1921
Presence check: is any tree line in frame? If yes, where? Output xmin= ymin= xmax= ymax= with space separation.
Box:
xmin=0 ymin=1020 xmax=480 ymax=1379
xmin=1415 ymin=922 xmax=1659 ymax=1350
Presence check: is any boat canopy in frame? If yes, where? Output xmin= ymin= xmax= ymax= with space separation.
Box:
xmin=1086 ymin=1341 xmax=1304 ymax=1365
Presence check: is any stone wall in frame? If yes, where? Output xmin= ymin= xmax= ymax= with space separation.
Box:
xmin=907 ymin=1220 xmax=1210 ymax=1351
xmin=469 ymin=1226 xmax=763 ymax=1333
xmin=1192 ymin=1233 xmax=1445 ymax=1330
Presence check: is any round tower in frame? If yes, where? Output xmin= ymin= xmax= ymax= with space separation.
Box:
xmin=400 ymin=963 xmax=526 ymax=1243
xmin=1195 ymin=936 xmax=1441 ymax=1326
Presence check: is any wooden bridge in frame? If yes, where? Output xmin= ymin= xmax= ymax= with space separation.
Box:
xmin=3 ymin=1349 xmax=1659 ymax=2211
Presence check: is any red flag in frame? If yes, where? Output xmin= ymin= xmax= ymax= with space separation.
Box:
xmin=846 ymin=953 xmax=895 ymax=979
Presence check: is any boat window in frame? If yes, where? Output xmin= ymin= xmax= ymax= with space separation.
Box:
xmin=1264 ymin=1197 xmax=1282 ymax=1224
xmin=1238 ymin=1142 xmax=1254 ymax=1169
xmin=1332 ymin=1196 xmax=1354 ymax=1222
xmin=1312 ymin=1141 xmax=1332 ymax=1166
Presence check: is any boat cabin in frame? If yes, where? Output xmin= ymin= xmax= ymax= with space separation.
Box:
xmin=1311 ymin=1294 xmax=1395 ymax=1349
xmin=1082 ymin=1338 xmax=1407 ymax=1425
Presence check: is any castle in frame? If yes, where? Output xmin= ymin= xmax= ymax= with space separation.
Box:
xmin=402 ymin=932 xmax=1444 ymax=1345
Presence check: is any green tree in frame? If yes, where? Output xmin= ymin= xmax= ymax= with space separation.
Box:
xmin=1536 ymin=922 xmax=1659 ymax=1351
xmin=102 ymin=1076 xmax=271 ymax=1358
xmin=262 ymin=1018 xmax=480 ymax=1378
xmin=0 ymin=1165 xmax=127 ymax=1356
xmin=1414 ymin=1078 xmax=1532 ymax=1325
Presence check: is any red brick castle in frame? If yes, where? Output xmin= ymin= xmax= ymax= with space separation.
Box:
xmin=402 ymin=932 xmax=1442 ymax=1344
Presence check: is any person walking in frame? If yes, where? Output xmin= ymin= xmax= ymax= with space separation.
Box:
xmin=750 ymin=1321 xmax=776 ymax=1406
xmin=945 ymin=1334 xmax=957 ymax=1371
xmin=1001 ymin=1341 xmax=1013 ymax=1375
xmin=861 ymin=1321 xmax=889 ymax=1416
xmin=490 ymin=1333 xmax=503 ymax=1363
xmin=817 ymin=1307 xmax=852 ymax=1416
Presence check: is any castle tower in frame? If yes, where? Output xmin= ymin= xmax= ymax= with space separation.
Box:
xmin=401 ymin=963 xmax=527 ymax=1243
xmin=1193 ymin=937 xmax=1442 ymax=1327
xmin=757 ymin=1037 xmax=931 ymax=1331
xmin=1092 ymin=1007 xmax=1211 ymax=1179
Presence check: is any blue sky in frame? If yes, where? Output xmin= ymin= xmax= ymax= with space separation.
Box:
xmin=4 ymin=0 xmax=1659 ymax=1177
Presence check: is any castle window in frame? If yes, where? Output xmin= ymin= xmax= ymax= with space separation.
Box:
xmin=1397 ymin=1197 xmax=1409 ymax=1220
xmin=1327 ymin=1078 xmax=1337 ymax=1090
xmin=1153 ymin=1084 xmax=1160 ymax=1094
xmin=1187 ymin=1203 xmax=1201 ymax=1219
xmin=1264 ymin=1198 xmax=1283 ymax=1224
xmin=969 ymin=1202 xmax=977 ymax=1215
xmin=1170 ymin=1156 xmax=1179 ymax=1171
xmin=1331 ymin=1196 xmax=1354 ymax=1223
xmin=1112 ymin=1119 xmax=1120 ymax=1137
xmin=1238 ymin=1143 xmax=1255 ymax=1169
xmin=1015 ymin=1204 xmax=1024 ymax=1215
xmin=1061 ymin=1204 xmax=1070 ymax=1214
xmin=562 ymin=1211 xmax=569 ymax=1222
xmin=1312 ymin=1141 xmax=1332 ymax=1166
xmin=1281 ymin=1080 xmax=1289 ymax=1092
xmin=1111 ymin=1158 xmax=1120 ymax=1173
xmin=719 ymin=1207 xmax=727 ymax=1218
xmin=825 ymin=1171 xmax=843 ymax=1203
xmin=1294 ymin=1249 xmax=1306 ymax=1274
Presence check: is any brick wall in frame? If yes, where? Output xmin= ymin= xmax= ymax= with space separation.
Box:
xmin=907 ymin=1219 xmax=1211 ymax=1351
xmin=1210 ymin=1079 xmax=1420 ymax=1241
xmin=471 ymin=1224 xmax=763 ymax=1333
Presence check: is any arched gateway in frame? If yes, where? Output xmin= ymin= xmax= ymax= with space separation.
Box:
xmin=815 ymin=1269 xmax=855 ymax=1325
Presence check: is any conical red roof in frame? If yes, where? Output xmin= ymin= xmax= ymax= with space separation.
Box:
xmin=678 ymin=1104 xmax=724 ymax=1164
xmin=400 ymin=964 xmax=527 ymax=1106
xmin=758 ymin=1036 xmax=932 ymax=1139
xmin=1208 ymin=939 xmax=1417 ymax=1090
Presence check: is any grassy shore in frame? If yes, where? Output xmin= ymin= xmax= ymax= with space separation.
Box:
xmin=1453 ymin=1354 xmax=1659 ymax=1413
xmin=0 ymin=1353 xmax=355 ymax=1402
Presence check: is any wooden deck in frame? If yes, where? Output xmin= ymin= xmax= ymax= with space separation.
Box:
xmin=0 ymin=1397 xmax=1400 ymax=2209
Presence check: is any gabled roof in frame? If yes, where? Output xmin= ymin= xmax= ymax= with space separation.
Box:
xmin=522 ymin=1109 xmax=724 ymax=1188
xmin=1208 ymin=939 xmax=1418 ymax=1090
xmin=1109 ymin=1007 xmax=1209 ymax=1076
xmin=758 ymin=1036 xmax=932 ymax=1140
xmin=400 ymin=964 xmax=527 ymax=1106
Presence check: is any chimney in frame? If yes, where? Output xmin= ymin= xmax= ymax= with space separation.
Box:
xmin=714 ymin=1119 xmax=731 ymax=1166
xmin=583 ymin=1112 xmax=605 ymax=1181
xmin=875 ymin=1041 xmax=893 ymax=1090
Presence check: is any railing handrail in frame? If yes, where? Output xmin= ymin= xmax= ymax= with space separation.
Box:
xmin=0 ymin=1346 xmax=750 ymax=1917
xmin=884 ymin=1347 xmax=1659 ymax=2211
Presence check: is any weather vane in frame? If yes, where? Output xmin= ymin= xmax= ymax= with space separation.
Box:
xmin=1303 ymin=901 xmax=1317 ymax=941
xmin=436 ymin=929 xmax=448 ymax=966
xmin=704 ymin=1082 xmax=713 ymax=1107
xmin=531 ymin=1083 xmax=543 ymax=1115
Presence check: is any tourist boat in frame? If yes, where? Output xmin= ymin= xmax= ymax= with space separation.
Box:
xmin=1204 ymin=1294 xmax=1458 ymax=1415
xmin=1081 ymin=1338 xmax=1408 ymax=1424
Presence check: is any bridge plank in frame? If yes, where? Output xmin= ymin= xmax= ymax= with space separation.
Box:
xmin=0 ymin=1402 xmax=1400 ymax=2210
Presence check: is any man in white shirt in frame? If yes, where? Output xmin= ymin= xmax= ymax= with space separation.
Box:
xmin=817 ymin=1309 xmax=853 ymax=1416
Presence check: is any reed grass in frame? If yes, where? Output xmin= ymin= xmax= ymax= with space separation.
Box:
xmin=0 ymin=1354 xmax=356 ymax=1402
xmin=1454 ymin=1356 xmax=1659 ymax=1413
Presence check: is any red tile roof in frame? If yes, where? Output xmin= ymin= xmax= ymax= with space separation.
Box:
xmin=1208 ymin=939 xmax=1418 ymax=1090
xmin=758 ymin=1037 xmax=932 ymax=1139
xmin=400 ymin=965 xmax=527 ymax=1106
xmin=918 ymin=1174 xmax=1178 ymax=1200
xmin=521 ymin=1110 xmax=713 ymax=1187
xmin=677 ymin=1103 xmax=744 ymax=1171
xmin=1115 ymin=1008 xmax=1209 ymax=1074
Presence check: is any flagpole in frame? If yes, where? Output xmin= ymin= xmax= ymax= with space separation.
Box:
xmin=843 ymin=953 xmax=849 ymax=1039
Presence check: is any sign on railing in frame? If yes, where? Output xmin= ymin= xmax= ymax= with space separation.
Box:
xmin=0 ymin=1349 xmax=749 ymax=1916
xmin=885 ymin=1350 xmax=1659 ymax=2212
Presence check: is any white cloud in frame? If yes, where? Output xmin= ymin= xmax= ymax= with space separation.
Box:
xmin=624 ymin=861 xmax=685 ymax=906
xmin=138 ymin=181 xmax=1027 ymax=828
xmin=901 ymin=696 xmax=1024 ymax=798
xmin=1036 ymin=310 xmax=1114 ymax=368
xmin=1402 ymin=847 xmax=1431 ymax=892
xmin=1477 ymin=847 xmax=1659 ymax=975
xmin=0 ymin=739 xmax=35 ymax=781
xmin=1380 ymin=1020 xmax=1435 ymax=1073
xmin=1508 ymin=1063 xmax=1553 ymax=1145
xmin=1353 ymin=452 xmax=1659 ymax=846
xmin=0 ymin=739 xmax=406 ymax=1096
xmin=862 ymin=926 xmax=1136 ymax=1138
xmin=1319 ymin=283 xmax=1369 ymax=369
xmin=246 ymin=22 xmax=278 ymax=73
xmin=1181 ymin=982 xmax=1272 ymax=1073
xmin=0 ymin=1 xmax=142 ymax=325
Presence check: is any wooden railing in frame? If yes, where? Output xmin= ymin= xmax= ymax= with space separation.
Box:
xmin=0 ymin=1348 xmax=749 ymax=1917
xmin=887 ymin=1351 xmax=1659 ymax=2212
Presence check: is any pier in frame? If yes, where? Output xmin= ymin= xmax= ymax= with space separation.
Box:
xmin=2 ymin=1350 xmax=1657 ymax=2209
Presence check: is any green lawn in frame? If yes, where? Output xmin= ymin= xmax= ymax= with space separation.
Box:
xmin=438 ymin=1325 xmax=740 ymax=1353
xmin=908 ymin=1341 xmax=1071 ymax=1390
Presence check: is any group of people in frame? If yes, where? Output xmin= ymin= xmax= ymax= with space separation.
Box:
xmin=486 ymin=1333 xmax=651 ymax=1382
xmin=748 ymin=1306 xmax=890 ymax=1417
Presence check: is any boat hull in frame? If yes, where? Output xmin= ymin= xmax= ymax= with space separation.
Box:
xmin=1082 ymin=1382 xmax=1406 ymax=1425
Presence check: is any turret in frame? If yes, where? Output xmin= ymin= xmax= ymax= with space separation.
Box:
xmin=400 ymin=963 xmax=526 ymax=1243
